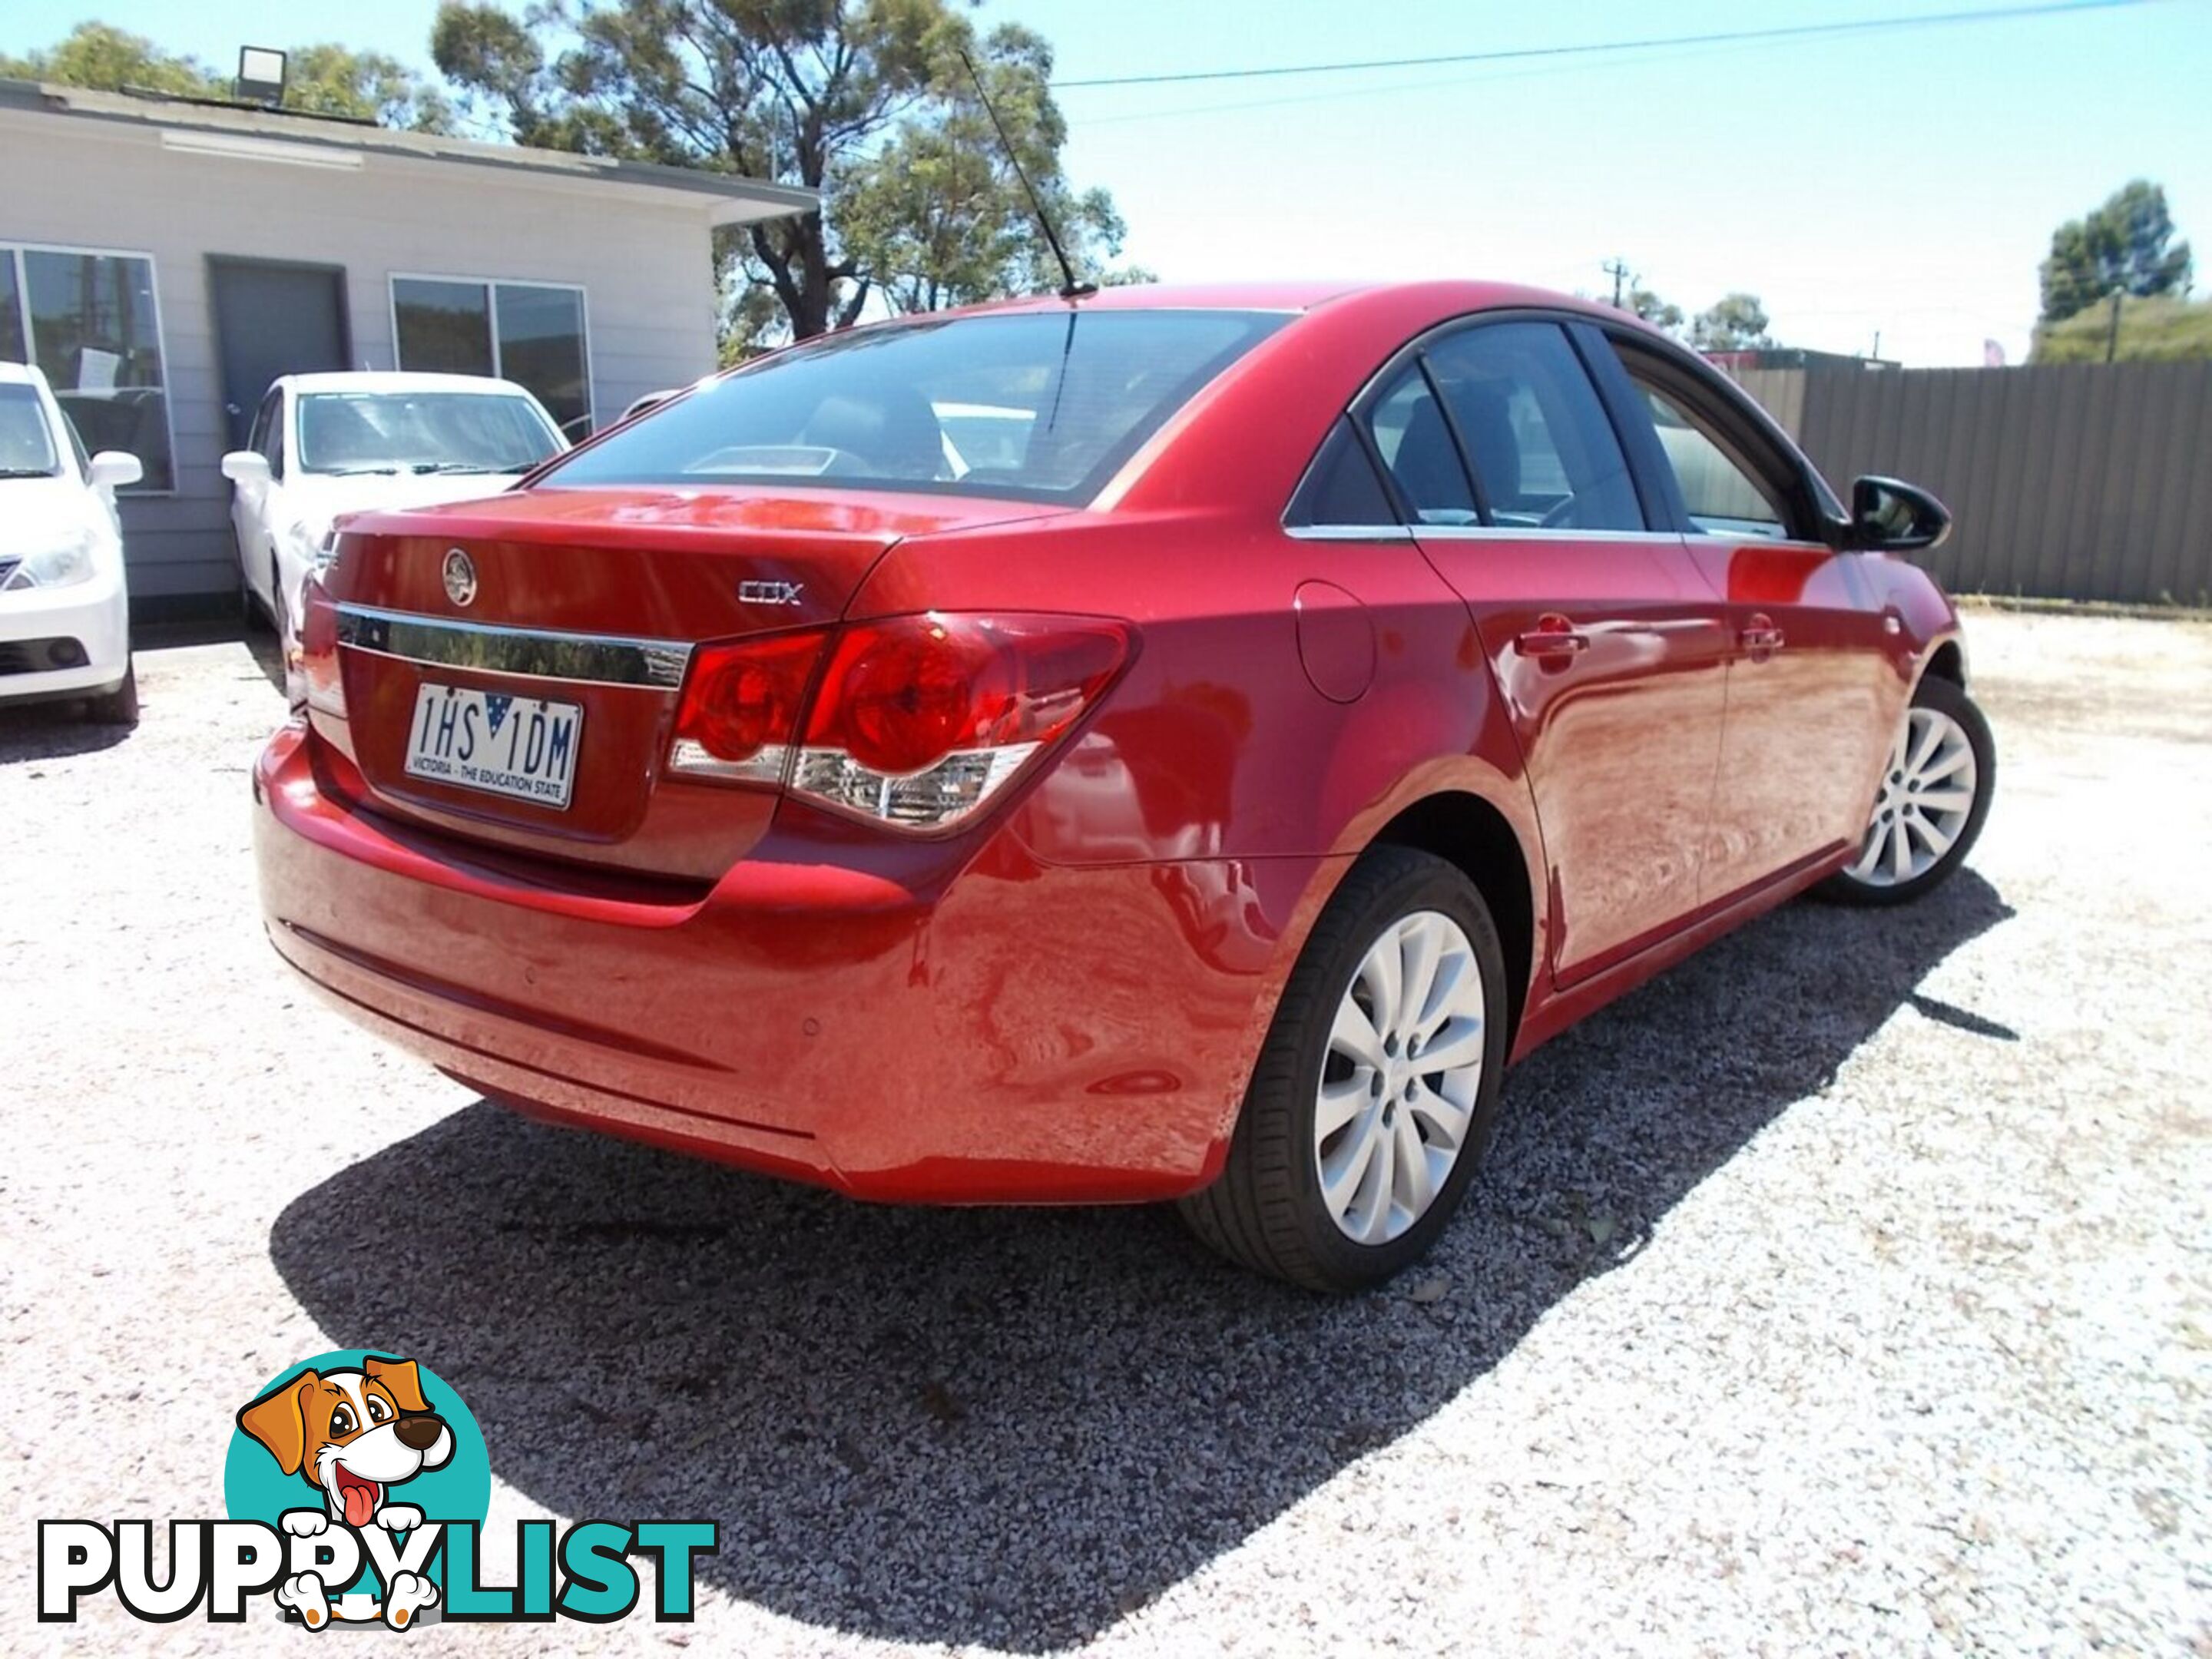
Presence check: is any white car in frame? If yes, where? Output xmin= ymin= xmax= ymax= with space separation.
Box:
xmin=0 ymin=362 xmax=143 ymax=724
xmin=221 ymin=373 xmax=569 ymax=641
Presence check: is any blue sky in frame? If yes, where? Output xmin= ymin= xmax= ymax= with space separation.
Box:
xmin=7 ymin=0 xmax=2207 ymax=363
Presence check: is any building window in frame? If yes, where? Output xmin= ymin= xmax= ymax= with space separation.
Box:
xmin=1 ymin=243 xmax=174 ymax=491
xmin=392 ymin=276 xmax=591 ymax=435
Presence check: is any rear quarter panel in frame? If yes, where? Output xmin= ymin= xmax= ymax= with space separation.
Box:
xmin=850 ymin=512 xmax=1541 ymax=872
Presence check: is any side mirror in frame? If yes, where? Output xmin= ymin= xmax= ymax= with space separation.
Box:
xmin=220 ymin=450 xmax=270 ymax=486
xmin=1851 ymin=475 xmax=1951 ymax=553
xmin=87 ymin=450 xmax=143 ymax=491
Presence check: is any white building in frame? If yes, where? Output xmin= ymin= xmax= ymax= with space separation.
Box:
xmin=0 ymin=78 xmax=814 ymax=610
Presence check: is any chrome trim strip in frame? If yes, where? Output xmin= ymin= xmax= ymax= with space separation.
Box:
xmin=1412 ymin=526 xmax=1689 ymax=543
xmin=335 ymin=604 xmax=691 ymax=689
xmin=1285 ymin=523 xmax=1690 ymax=544
xmin=1283 ymin=525 xmax=1416 ymax=542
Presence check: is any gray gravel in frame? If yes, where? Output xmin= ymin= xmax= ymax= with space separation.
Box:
xmin=2 ymin=608 xmax=2207 ymax=1657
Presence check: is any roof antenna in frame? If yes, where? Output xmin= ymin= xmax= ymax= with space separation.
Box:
xmin=958 ymin=47 xmax=1097 ymax=301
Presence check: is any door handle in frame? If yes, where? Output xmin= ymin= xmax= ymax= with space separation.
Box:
xmin=1515 ymin=614 xmax=1590 ymax=659
xmin=1740 ymin=614 xmax=1785 ymax=656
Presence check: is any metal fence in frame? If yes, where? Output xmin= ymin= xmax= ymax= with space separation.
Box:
xmin=1728 ymin=360 xmax=2212 ymax=605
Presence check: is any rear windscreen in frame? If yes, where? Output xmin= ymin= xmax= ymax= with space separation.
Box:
xmin=540 ymin=310 xmax=1290 ymax=503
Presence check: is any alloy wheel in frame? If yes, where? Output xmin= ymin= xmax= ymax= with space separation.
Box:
xmin=1850 ymin=706 xmax=1979 ymax=886
xmin=1315 ymin=909 xmax=1487 ymax=1245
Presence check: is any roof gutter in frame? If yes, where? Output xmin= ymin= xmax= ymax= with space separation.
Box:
xmin=0 ymin=78 xmax=819 ymax=227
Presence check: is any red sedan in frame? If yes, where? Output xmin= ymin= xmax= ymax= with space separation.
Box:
xmin=257 ymin=281 xmax=1994 ymax=1291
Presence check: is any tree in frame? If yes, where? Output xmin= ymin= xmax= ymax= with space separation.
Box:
xmin=2039 ymin=180 xmax=2193 ymax=324
xmin=0 ymin=22 xmax=220 ymax=98
xmin=280 ymin=45 xmax=455 ymax=131
xmin=1624 ymin=284 xmax=1684 ymax=336
xmin=2032 ymin=293 xmax=2212 ymax=363
xmin=432 ymin=0 xmax=1133 ymax=349
xmin=1690 ymin=292 xmax=1773 ymax=352
xmin=0 ymin=22 xmax=452 ymax=131
xmin=835 ymin=25 xmax=1124 ymax=317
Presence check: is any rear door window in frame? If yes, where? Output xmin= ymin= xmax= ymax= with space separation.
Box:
xmin=1420 ymin=323 xmax=1644 ymax=532
xmin=1363 ymin=365 xmax=1477 ymax=525
xmin=1291 ymin=416 xmax=1399 ymax=527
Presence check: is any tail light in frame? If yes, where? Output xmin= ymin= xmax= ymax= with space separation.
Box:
xmin=668 ymin=613 xmax=1131 ymax=831
xmin=669 ymin=628 xmax=830 ymax=786
xmin=298 ymin=580 xmax=344 ymax=718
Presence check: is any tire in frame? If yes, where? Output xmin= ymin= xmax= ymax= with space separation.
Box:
xmin=1179 ymin=846 xmax=1510 ymax=1293
xmin=86 ymin=662 xmax=138 ymax=727
xmin=240 ymin=533 xmax=277 ymax=634
xmin=1817 ymin=674 xmax=1994 ymax=908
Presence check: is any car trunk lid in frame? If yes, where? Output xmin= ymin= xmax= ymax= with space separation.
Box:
xmin=311 ymin=485 xmax=1068 ymax=880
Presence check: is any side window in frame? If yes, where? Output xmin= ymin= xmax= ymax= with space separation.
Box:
xmin=1421 ymin=323 xmax=1644 ymax=532
xmin=1290 ymin=416 xmax=1398 ymax=527
xmin=1634 ymin=384 xmax=1790 ymax=539
xmin=1363 ymin=364 xmax=1477 ymax=525
xmin=255 ymin=389 xmax=286 ymax=477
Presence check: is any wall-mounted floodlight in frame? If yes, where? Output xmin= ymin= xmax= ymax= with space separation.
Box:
xmin=235 ymin=47 xmax=287 ymax=106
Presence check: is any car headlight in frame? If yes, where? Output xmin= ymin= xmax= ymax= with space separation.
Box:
xmin=2 ymin=528 xmax=97 ymax=590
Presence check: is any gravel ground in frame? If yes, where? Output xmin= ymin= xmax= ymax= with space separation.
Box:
xmin=2 ymin=608 xmax=2207 ymax=1656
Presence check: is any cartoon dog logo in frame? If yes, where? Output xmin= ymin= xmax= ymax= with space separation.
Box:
xmin=237 ymin=1355 xmax=454 ymax=1629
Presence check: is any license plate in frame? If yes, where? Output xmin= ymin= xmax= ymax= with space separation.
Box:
xmin=402 ymin=683 xmax=583 ymax=810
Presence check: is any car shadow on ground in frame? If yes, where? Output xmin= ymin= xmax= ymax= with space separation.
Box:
xmin=0 ymin=701 xmax=136 ymax=759
xmin=240 ymin=624 xmax=285 ymax=694
xmin=271 ymin=870 xmax=2012 ymax=1651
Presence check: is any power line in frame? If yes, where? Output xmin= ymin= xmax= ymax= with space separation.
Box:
xmin=1055 ymin=0 xmax=2152 ymax=90
xmin=1075 ymin=31 xmax=1815 ymax=127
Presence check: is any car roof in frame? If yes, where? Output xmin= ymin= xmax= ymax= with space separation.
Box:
xmin=843 ymin=279 xmax=1645 ymax=339
xmin=0 ymin=360 xmax=51 ymax=388
xmin=919 ymin=278 xmax=1602 ymax=315
xmin=279 ymin=371 xmax=541 ymax=397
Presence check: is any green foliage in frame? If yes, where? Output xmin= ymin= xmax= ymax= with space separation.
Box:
xmin=1624 ymin=285 xmax=1684 ymax=336
xmin=0 ymin=22 xmax=452 ymax=131
xmin=432 ymin=0 xmax=1134 ymax=349
xmin=2039 ymin=180 xmax=2192 ymax=325
xmin=838 ymin=25 xmax=1125 ymax=316
xmin=282 ymin=44 xmax=455 ymax=131
xmin=0 ymin=21 xmax=220 ymax=97
xmin=2030 ymin=293 xmax=2212 ymax=363
xmin=1690 ymin=292 xmax=1773 ymax=352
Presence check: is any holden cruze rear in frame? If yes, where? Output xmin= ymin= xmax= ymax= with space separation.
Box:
xmin=258 ymin=281 xmax=1992 ymax=1293
xmin=256 ymin=299 xmax=1323 ymax=1210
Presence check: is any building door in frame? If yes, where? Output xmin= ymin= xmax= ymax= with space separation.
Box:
xmin=207 ymin=259 xmax=349 ymax=449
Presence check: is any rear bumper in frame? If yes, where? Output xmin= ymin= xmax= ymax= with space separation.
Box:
xmin=255 ymin=722 xmax=1332 ymax=1203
